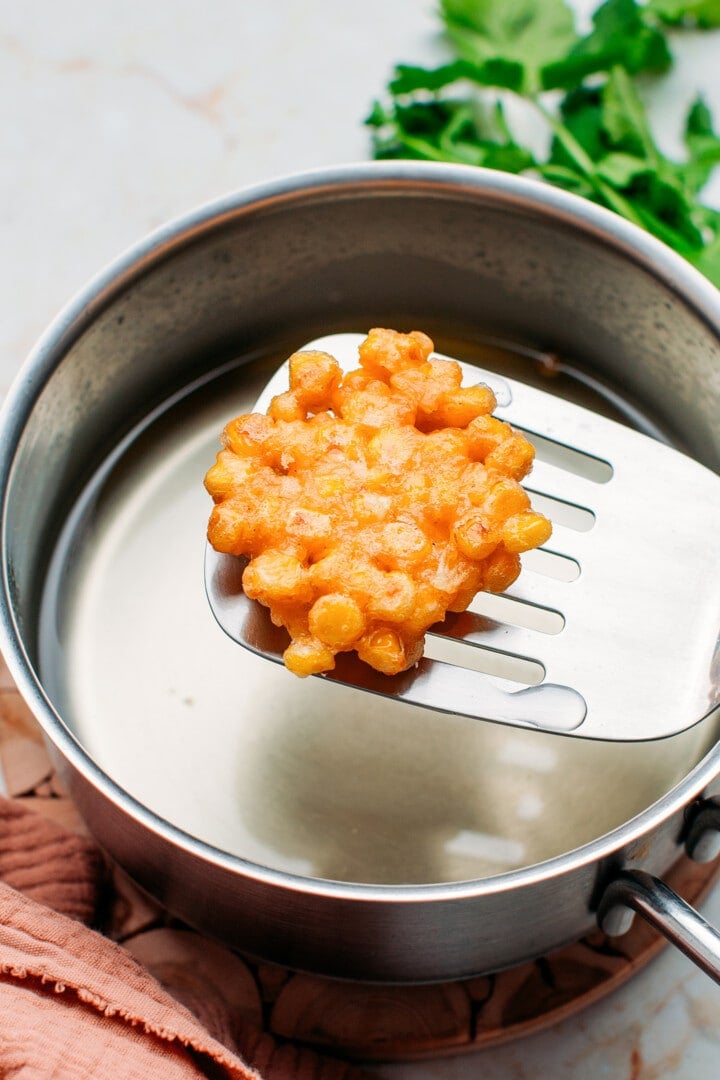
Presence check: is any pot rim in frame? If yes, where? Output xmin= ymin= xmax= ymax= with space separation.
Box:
xmin=2 ymin=159 xmax=720 ymax=904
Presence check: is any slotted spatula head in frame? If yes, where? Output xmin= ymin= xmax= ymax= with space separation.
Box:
xmin=205 ymin=333 xmax=720 ymax=742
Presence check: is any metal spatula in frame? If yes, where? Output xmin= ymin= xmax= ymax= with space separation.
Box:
xmin=205 ymin=333 xmax=720 ymax=741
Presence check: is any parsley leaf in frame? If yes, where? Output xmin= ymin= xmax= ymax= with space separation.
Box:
xmin=647 ymin=0 xmax=720 ymax=28
xmin=542 ymin=0 xmax=671 ymax=90
xmin=677 ymin=96 xmax=720 ymax=194
xmin=601 ymin=66 xmax=661 ymax=164
xmin=686 ymin=208 xmax=720 ymax=285
xmin=388 ymin=59 xmax=525 ymax=96
xmin=366 ymin=0 xmax=720 ymax=285
xmin=367 ymin=97 xmax=535 ymax=172
xmin=441 ymin=0 xmax=578 ymax=92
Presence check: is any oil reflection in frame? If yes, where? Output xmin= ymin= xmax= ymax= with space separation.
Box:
xmin=232 ymin=671 xmax=718 ymax=886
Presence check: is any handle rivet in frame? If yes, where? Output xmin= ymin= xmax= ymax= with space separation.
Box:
xmin=599 ymin=904 xmax=635 ymax=937
xmin=685 ymin=798 xmax=720 ymax=864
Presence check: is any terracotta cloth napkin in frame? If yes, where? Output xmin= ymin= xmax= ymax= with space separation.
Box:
xmin=0 ymin=797 xmax=372 ymax=1080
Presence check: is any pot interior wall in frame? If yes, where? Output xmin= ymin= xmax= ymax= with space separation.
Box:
xmin=6 ymin=174 xmax=720 ymax=887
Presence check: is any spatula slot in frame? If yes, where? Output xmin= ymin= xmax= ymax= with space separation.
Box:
xmin=468 ymin=592 xmax=565 ymax=634
xmin=521 ymin=429 xmax=613 ymax=483
xmin=425 ymin=632 xmax=546 ymax=686
xmin=521 ymin=548 xmax=580 ymax=581
xmin=526 ymin=490 xmax=595 ymax=532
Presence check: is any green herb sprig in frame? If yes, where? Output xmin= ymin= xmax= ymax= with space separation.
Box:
xmin=366 ymin=0 xmax=720 ymax=285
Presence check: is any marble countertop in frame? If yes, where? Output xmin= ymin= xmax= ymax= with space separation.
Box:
xmin=2 ymin=1 xmax=720 ymax=1076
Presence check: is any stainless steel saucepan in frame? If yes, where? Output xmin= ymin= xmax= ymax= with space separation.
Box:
xmin=2 ymin=162 xmax=720 ymax=983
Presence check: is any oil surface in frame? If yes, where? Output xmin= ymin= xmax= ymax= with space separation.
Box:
xmin=39 ymin=338 xmax=717 ymax=885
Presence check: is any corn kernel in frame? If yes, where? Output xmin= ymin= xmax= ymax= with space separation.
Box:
xmin=502 ymin=511 xmax=553 ymax=553
xmin=432 ymin=384 xmax=497 ymax=428
xmin=484 ymin=547 xmax=522 ymax=593
xmin=377 ymin=521 xmax=432 ymax=568
xmin=288 ymin=351 xmax=342 ymax=410
xmin=356 ymin=628 xmax=423 ymax=676
xmin=485 ymin=433 xmax=536 ymax=480
xmin=242 ymin=550 xmax=313 ymax=604
xmin=483 ymin=478 xmax=531 ymax=518
xmin=284 ymin=636 xmax=336 ymax=677
xmin=467 ymin=414 xmax=511 ymax=460
xmin=365 ymin=570 xmax=416 ymax=623
xmin=359 ymin=327 xmax=433 ymax=379
xmin=223 ymin=413 xmax=275 ymax=457
xmin=454 ymin=512 xmax=500 ymax=561
xmin=268 ymin=391 xmax=306 ymax=423
xmin=309 ymin=594 xmax=365 ymax=649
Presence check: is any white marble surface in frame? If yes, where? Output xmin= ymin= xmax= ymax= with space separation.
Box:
xmin=3 ymin=1 xmax=720 ymax=1076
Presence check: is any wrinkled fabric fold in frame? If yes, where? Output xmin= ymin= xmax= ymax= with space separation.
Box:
xmin=0 ymin=796 xmax=373 ymax=1080
xmin=0 ymin=796 xmax=103 ymax=923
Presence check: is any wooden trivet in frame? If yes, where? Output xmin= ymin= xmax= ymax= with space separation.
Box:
xmin=1 ymin=654 xmax=718 ymax=1063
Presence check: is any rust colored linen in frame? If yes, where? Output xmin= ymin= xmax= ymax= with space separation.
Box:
xmin=0 ymin=796 xmax=370 ymax=1080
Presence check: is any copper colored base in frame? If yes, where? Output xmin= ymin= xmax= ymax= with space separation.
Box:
xmin=1 ymin=657 xmax=717 ymax=1063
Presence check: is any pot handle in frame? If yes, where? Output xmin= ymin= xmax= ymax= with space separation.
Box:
xmin=598 ymin=868 xmax=720 ymax=984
